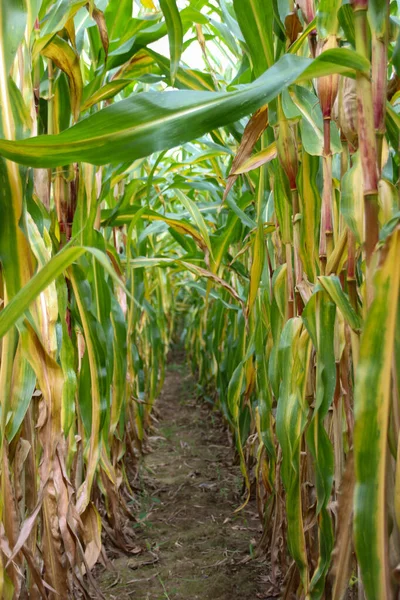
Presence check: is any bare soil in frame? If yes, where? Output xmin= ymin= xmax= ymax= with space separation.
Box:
xmin=96 ymin=353 xmax=270 ymax=599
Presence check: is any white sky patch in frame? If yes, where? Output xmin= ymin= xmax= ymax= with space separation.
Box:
xmin=149 ymin=36 xmax=205 ymax=70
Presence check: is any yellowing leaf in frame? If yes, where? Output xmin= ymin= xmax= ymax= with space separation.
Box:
xmin=354 ymin=228 xmax=400 ymax=599
xmin=39 ymin=35 xmax=82 ymax=122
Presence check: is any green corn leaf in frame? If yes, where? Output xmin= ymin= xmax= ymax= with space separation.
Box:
xmin=254 ymin=297 xmax=275 ymax=460
xmin=247 ymin=171 xmax=266 ymax=315
xmin=174 ymin=189 xmax=213 ymax=259
xmin=289 ymin=85 xmax=342 ymax=156
xmin=104 ymin=0 xmax=133 ymax=45
xmin=122 ymin=256 xmax=245 ymax=309
xmin=159 ymin=0 xmax=183 ymax=84
xmin=368 ymin=0 xmax=389 ymax=37
xmin=274 ymin=162 xmax=292 ymax=244
xmin=298 ymin=151 xmax=321 ymax=282
xmin=105 ymin=8 xmax=207 ymax=73
xmin=247 ymin=220 xmax=265 ymax=315
xmin=110 ymin=296 xmax=127 ymax=439
xmin=103 ymin=205 xmax=210 ymax=255
xmin=232 ymin=0 xmax=274 ymax=76
xmin=318 ymin=276 xmax=362 ymax=332
xmin=70 ymin=265 xmax=109 ymax=514
xmin=338 ymin=4 xmax=355 ymax=47
xmin=227 ymin=335 xmax=251 ymax=511
xmin=224 ymin=194 xmax=256 ymax=230
xmin=6 ymin=345 xmax=36 ymax=442
xmin=354 ymin=229 xmax=400 ymax=600
xmin=303 ymin=291 xmax=336 ymax=598
xmin=288 ymin=17 xmax=317 ymax=54
xmin=317 ymin=0 xmax=341 ymax=37
xmin=212 ymin=195 xmax=254 ymax=271
xmin=341 ymin=151 xmax=364 ymax=244
xmin=0 ymin=245 xmax=129 ymax=340
xmin=0 ymin=50 xmax=369 ymax=168
xmin=56 ymin=275 xmax=77 ymax=436
xmin=0 ymin=0 xmax=27 ymax=75
xmin=82 ymin=79 xmax=132 ymax=111
xmin=39 ymin=0 xmax=87 ymax=37
xmin=276 ymin=319 xmax=311 ymax=592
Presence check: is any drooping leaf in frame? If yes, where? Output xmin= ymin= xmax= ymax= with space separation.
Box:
xmin=0 ymin=50 xmax=369 ymax=168
xmin=39 ymin=35 xmax=83 ymax=121
xmin=224 ymin=106 xmax=268 ymax=199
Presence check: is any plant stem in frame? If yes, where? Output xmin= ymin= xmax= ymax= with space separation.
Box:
xmin=319 ymin=119 xmax=334 ymax=273
xmin=286 ymin=243 xmax=294 ymax=319
xmin=352 ymin=3 xmax=380 ymax=271
xmin=341 ymin=140 xmax=358 ymax=312
xmin=291 ymin=188 xmax=303 ymax=315
xmin=371 ymin=1 xmax=389 ymax=172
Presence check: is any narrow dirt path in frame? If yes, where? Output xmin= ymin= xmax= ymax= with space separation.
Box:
xmin=97 ymin=353 xmax=267 ymax=599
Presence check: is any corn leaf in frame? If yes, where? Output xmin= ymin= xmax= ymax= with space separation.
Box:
xmin=159 ymin=0 xmax=183 ymax=84
xmin=354 ymin=228 xmax=400 ymax=599
xmin=0 ymin=50 xmax=369 ymax=168
xmin=232 ymin=0 xmax=274 ymax=76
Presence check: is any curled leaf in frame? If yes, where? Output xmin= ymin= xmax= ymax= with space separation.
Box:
xmin=224 ymin=106 xmax=268 ymax=199
xmin=39 ymin=36 xmax=82 ymax=122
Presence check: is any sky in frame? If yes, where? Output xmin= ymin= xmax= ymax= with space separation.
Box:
xmin=149 ymin=36 xmax=205 ymax=70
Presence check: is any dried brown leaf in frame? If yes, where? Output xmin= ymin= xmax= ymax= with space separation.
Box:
xmin=285 ymin=12 xmax=303 ymax=44
xmin=81 ymin=503 xmax=102 ymax=570
xmin=21 ymin=545 xmax=52 ymax=598
xmin=2 ymin=447 xmax=23 ymax=596
xmin=224 ymin=106 xmax=268 ymax=200
xmin=88 ymin=5 xmax=109 ymax=60
xmin=6 ymin=485 xmax=46 ymax=567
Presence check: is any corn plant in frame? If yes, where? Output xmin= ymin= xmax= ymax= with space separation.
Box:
xmin=0 ymin=0 xmax=399 ymax=599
